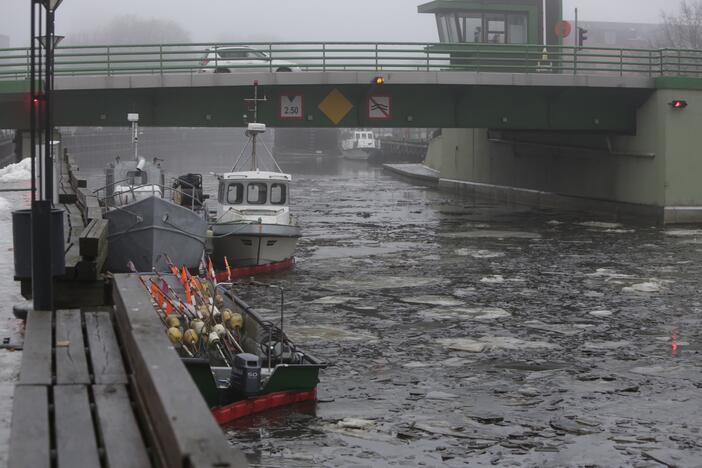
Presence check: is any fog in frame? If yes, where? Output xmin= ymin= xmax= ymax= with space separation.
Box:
xmin=0 ymin=0 xmax=678 ymax=47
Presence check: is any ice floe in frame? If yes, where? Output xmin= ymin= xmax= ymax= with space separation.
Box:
xmin=439 ymin=336 xmax=559 ymax=353
xmin=586 ymin=268 xmax=634 ymax=281
xmin=330 ymin=276 xmax=446 ymax=291
xmin=401 ymin=295 xmax=465 ymax=307
xmin=622 ymin=281 xmax=669 ymax=293
xmin=311 ymin=296 xmax=362 ymax=305
xmin=454 ymin=248 xmax=505 ymax=259
xmin=439 ymin=230 xmax=541 ymax=240
xmin=589 ymin=310 xmax=614 ymax=317
xmin=287 ymin=325 xmax=376 ymax=342
xmin=420 ymin=307 xmax=511 ymax=321
xmin=480 ymin=275 xmax=505 ymax=284
xmin=0 ymin=158 xmax=31 ymax=182
xmin=578 ymin=221 xmax=623 ymax=229
xmin=665 ymin=229 xmax=702 ymax=237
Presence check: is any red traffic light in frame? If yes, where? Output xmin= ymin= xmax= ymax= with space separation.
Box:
xmin=670 ymin=100 xmax=688 ymax=109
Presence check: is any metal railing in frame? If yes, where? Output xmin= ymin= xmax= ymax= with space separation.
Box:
xmin=1 ymin=41 xmax=702 ymax=80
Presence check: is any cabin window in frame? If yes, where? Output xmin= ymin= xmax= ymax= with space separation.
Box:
xmin=127 ymin=170 xmax=147 ymax=186
xmin=247 ymin=183 xmax=267 ymax=205
xmin=486 ymin=15 xmax=506 ymax=44
xmin=227 ymin=183 xmax=244 ymax=204
xmin=507 ymin=14 xmax=528 ymax=44
xmin=460 ymin=15 xmax=483 ymax=43
xmin=436 ymin=13 xmax=460 ymax=43
xmin=270 ymin=183 xmax=287 ymax=205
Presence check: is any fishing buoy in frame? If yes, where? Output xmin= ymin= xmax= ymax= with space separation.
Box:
xmin=208 ymin=332 xmax=220 ymax=344
xmin=213 ymin=323 xmax=226 ymax=338
xmin=213 ymin=309 xmax=222 ymax=322
xmin=215 ymin=295 xmax=224 ymax=308
xmin=227 ymin=313 xmax=243 ymax=330
xmin=198 ymin=304 xmax=211 ymax=320
xmin=183 ymin=329 xmax=198 ymax=346
xmin=167 ymin=327 xmax=182 ymax=345
xmin=202 ymin=283 xmax=211 ymax=296
xmin=166 ymin=316 xmax=180 ymax=328
xmin=222 ymin=308 xmax=233 ymax=323
xmin=191 ymin=319 xmax=205 ymax=335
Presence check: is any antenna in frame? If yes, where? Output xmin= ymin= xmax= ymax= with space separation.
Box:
xmin=128 ymin=113 xmax=140 ymax=161
xmin=242 ymin=81 xmax=267 ymax=171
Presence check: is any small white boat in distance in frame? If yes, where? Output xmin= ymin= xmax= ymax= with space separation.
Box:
xmin=340 ymin=130 xmax=381 ymax=161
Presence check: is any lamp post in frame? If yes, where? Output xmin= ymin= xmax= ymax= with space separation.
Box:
xmin=29 ymin=0 xmax=64 ymax=311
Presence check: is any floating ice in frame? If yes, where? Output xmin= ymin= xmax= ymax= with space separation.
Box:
xmin=586 ymin=268 xmax=634 ymax=281
xmin=311 ymin=296 xmax=361 ymax=305
xmin=589 ymin=310 xmax=613 ymax=317
xmin=547 ymin=220 xmax=564 ymax=225
xmin=287 ymin=325 xmax=376 ymax=342
xmin=453 ymin=287 xmax=477 ymax=297
xmin=439 ymin=336 xmax=559 ymax=353
xmin=401 ymin=295 xmax=464 ymax=307
xmin=480 ymin=275 xmax=505 ymax=284
xmin=665 ymin=229 xmax=702 ymax=237
xmin=0 ymin=158 xmax=32 ymax=182
xmin=454 ymin=248 xmax=505 ymax=259
xmin=622 ymin=281 xmax=667 ymax=293
xmin=578 ymin=221 xmax=623 ymax=229
xmin=425 ymin=391 xmax=458 ymax=400
xmin=337 ymin=418 xmax=375 ymax=430
xmin=420 ymin=307 xmax=511 ymax=321
xmin=439 ymin=230 xmax=541 ymax=240
xmin=583 ymin=340 xmax=631 ymax=351
xmin=330 ymin=276 xmax=446 ymax=291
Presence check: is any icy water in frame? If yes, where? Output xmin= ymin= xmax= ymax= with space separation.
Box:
xmin=2 ymin=129 xmax=702 ymax=467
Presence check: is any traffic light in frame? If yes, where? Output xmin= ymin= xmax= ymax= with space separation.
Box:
xmin=578 ymin=27 xmax=588 ymax=47
xmin=670 ymin=100 xmax=688 ymax=109
xmin=373 ymin=76 xmax=385 ymax=85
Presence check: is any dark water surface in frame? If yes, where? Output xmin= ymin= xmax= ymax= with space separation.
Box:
xmin=3 ymin=128 xmax=701 ymax=467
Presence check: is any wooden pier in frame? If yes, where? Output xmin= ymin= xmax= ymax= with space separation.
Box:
xmin=10 ymin=152 xmax=249 ymax=467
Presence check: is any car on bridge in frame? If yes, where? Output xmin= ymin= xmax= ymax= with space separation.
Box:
xmin=199 ymin=46 xmax=301 ymax=73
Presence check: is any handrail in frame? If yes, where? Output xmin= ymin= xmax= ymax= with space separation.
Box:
xmin=95 ymin=178 xmax=202 ymax=212
xmin=1 ymin=41 xmax=702 ymax=79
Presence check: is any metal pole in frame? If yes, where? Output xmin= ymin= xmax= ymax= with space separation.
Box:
xmin=30 ymin=1 xmax=36 ymax=203
xmin=574 ymin=8 xmax=578 ymax=48
xmin=45 ymin=9 xmax=53 ymax=203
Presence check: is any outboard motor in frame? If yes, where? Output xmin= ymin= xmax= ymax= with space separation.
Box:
xmin=172 ymin=173 xmax=204 ymax=208
xmin=230 ymin=353 xmax=261 ymax=397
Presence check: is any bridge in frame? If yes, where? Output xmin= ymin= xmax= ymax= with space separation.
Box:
xmin=1 ymin=42 xmax=701 ymax=130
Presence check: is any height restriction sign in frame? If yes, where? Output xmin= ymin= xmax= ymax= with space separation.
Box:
xmin=279 ymin=95 xmax=304 ymax=120
xmin=368 ymin=95 xmax=392 ymax=120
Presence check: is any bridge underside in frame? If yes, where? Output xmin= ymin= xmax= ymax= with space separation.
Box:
xmin=0 ymin=72 xmax=652 ymax=131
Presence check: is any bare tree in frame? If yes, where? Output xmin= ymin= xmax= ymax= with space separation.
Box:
xmin=661 ymin=0 xmax=702 ymax=49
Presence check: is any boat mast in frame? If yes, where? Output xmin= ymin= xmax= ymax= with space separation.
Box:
xmin=243 ymin=81 xmax=267 ymax=171
xmin=128 ymin=113 xmax=139 ymax=161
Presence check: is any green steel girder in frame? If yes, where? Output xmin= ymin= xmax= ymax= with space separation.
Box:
xmin=0 ymin=82 xmax=652 ymax=133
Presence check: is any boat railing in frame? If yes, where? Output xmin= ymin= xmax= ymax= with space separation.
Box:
xmin=94 ymin=178 xmax=202 ymax=211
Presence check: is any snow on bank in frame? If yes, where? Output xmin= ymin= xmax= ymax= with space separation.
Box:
xmin=0 ymin=158 xmax=32 ymax=182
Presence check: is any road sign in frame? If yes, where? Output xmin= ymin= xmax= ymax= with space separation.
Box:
xmin=368 ymin=95 xmax=391 ymax=120
xmin=555 ymin=20 xmax=572 ymax=38
xmin=279 ymin=95 xmax=304 ymax=120
xmin=318 ymin=89 xmax=354 ymax=125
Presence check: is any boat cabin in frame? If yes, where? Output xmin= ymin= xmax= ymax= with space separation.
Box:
xmin=105 ymin=157 xmax=165 ymax=207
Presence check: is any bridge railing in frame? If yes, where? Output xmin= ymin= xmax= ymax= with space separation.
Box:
xmin=1 ymin=42 xmax=701 ymax=80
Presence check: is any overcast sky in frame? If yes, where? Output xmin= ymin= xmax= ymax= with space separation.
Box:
xmin=1 ymin=0 xmax=678 ymax=46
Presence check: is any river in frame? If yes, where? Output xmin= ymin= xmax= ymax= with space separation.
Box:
xmin=1 ymin=128 xmax=701 ymax=467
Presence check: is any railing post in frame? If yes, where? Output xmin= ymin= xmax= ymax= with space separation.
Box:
xmin=525 ymin=44 xmax=529 ymax=74
xmin=322 ymin=43 xmax=326 ymax=72
xmin=426 ymin=47 xmax=430 ymax=71
xmin=619 ymin=49 xmax=623 ymax=76
xmin=573 ymin=47 xmax=578 ymax=75
xmin=648 ymin=50 xmax=652 ymax=78
xmin=269 ymin=43 xmax=273 ymax=72
xmin=659 ymin=49 xmax=664 ymax=76
xmin=107 ymin=47 xmax=111 ymax=76
xmin=159 ymin=45 xmax=164 ymax=75
xmin=375 ymin=43 xmax=379 ymax=71
xmin=678 ymin=49 xmax=682 ymax=76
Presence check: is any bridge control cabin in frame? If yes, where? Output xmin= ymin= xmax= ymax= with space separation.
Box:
xmin=418 ymin=0 xmax=564 ymax=72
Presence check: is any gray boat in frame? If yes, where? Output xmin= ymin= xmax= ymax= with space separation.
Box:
xmin=100 ymin=114 xmax=208 ymax=273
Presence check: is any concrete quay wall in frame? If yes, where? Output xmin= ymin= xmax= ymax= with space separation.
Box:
xmin=424 ymin=88 xmax=702 ymax=224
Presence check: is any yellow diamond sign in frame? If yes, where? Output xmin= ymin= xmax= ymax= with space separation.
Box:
xmin=318 ymin=89 xmax=353 ymax=125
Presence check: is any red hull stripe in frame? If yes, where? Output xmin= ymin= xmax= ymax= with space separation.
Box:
xmin=215 ymin=258 xmax=295 ymax=282
xmin=212 ymin=389 xmax=317 ymax=425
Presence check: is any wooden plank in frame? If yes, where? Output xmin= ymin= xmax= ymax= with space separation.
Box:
xmin=79 ymin=218 xmax=108 ymax=259
xmin=112 ymin=274 xmax=248 ymax=468
xmin=93 ymin=385 xmax=151 ymax=468
xmin=54 ymin=385 xmax=101 ymax=468
xmin=8 ymin=386 xmax=50 ymax=468
xmin=55 ymin=310 xmax=90 ymax=385
xmin=18 ymin=311 xmax=52 ymax=385
xmin=84 ymin=312 xmax=127 ymax=385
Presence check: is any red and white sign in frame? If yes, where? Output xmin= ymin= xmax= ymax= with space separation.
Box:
xmin=368 ymin=95 xmax=392 ymax=120
xmin=279 ymin=95 xmax=304 ymax=120
xmin=554 ymin=20 xmax=572 ymax=38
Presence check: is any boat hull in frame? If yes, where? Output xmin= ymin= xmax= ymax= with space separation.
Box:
xmin=106 ymin=196 xmax=207 ymax=273
xmin=210 ymin=222 xmax=301 ymax=267
xmin=341 ymin=148 xmax=379 ymax=161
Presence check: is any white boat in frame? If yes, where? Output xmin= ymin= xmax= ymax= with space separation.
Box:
xmin=100 ymin=114 xmax=208 ymax=273
xmin=340 ymin=130 xmax=381 ymax=161
xmin=209 ymin=85 xmax=301 ymax=269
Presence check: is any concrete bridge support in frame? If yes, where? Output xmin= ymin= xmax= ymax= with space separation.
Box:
xmin=425 ymin=87 xmax=702 ymax=224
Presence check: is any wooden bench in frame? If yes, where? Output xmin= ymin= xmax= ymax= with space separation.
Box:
xmin=9 ymin=309 xmax=150 ymax=468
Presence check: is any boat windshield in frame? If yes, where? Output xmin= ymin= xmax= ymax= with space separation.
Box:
xmin=227 ymin=183 xmax=243 ymax=204
xmin=271 ymin=183 xmax=287 ymax=205
xmin=247 ymin=183 xmax=268 ymax=205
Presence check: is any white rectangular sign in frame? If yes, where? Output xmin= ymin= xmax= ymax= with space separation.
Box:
xmin=279 ymin=95 xmax=304 ymax=120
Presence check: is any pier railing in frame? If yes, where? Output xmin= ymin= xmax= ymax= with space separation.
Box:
xmin=1 ymin=42 xmax=702 ymax=80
